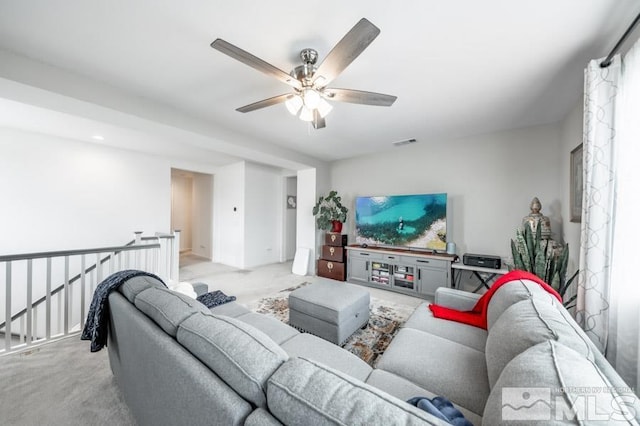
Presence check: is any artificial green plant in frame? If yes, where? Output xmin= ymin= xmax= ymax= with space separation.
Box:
xmin=510 ymin=223 xmax=578 ymax=308
xmin=312 ymin=190 xmax=348 ymax=231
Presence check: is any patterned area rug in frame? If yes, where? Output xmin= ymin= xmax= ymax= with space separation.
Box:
xmin=252 ymin=282 xmax=416 ymax=366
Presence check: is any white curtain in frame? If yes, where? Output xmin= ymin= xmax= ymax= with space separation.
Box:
xmin=608 ymin=39 xmax=640 ymax=393
xmin=577 ymin=38 xmax=640 ymax=392
xmin=576 ymin=56 xmax=620 ymax=352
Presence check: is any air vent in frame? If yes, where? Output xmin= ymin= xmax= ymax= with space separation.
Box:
xmin=392 ymin=138 xmax=417 ymax=147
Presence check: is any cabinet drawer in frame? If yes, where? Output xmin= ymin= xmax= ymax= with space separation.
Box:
xmin=414 ymin=258 xmax=447 ymax=269
xmin=383 ymin=254 xmax=400 ymax=262
xmin=325 ymin=233 xmax=347 ymax=247
xmin=317 ymin=259 xmax=346 ymax=281
xmin=349 ymin=250 xmax=382 ymax=260
xmin=322 ymin=245 xmax=345 ymax=262
xmin=399 ymin=256 xmax=418 ymax=265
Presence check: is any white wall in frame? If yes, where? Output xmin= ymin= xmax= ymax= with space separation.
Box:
xmin=560 ymin=103 xmax=583 ymax=273
xmin=212 ymin=161 xmax=285 ymax=269
xmin=213 ymin=162 xmax=245 ymax=268
xmin=244 ymin=162 xmax=282 ymax=268
xmin=0 ymin=127 xmax=171 ymax=254
xmin=296 ymin=168 xmax=319 ymax=274
xmin=0 ymin=127 xmax=174 ymax=324
xmin=330 ymin=122 xmax=564 ymax=262
xmin=191 ymin=173 xmax=213 ymax=259
xmin=171 ymin=174 xmax=193 ymax=251
xmin=284 ymin=176 xmax=297 ymax=261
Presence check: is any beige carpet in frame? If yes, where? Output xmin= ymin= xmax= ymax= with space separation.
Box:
xmin=0 ymin=336 xmax=135 ymax=426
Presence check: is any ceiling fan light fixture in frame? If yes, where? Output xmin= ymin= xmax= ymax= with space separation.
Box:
xmin=211 ymin=18 xmax=395 ymax=130
xmin=285 ymin=95 xmax=303 ymax=115
xmin=302 ymin=88 xmax=321 ymax=109
xmin=299 ymin=106 xmax=314 ymax=122
xmin=317 ymin=98 xmax=333 ymax=118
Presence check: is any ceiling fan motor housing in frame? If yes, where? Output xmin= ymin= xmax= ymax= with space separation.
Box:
xmin=291 ymin=48 xmax=319 ymax=85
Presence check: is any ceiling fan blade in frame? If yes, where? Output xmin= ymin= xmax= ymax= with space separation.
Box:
xmin=236 ymin=94 xmax=292 ymax=113
xmin=211 ymin=39 xmax=302 ymax=90
xmin=324 ymin=88 xmax=397 ymax=106
xmin=312 ymin=18 xmax=380 ymax=87
xmin=312 ymin=110 xmax=326 ymax=129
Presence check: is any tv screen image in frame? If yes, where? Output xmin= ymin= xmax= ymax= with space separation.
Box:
xmin=354 ymin=193 xmax=447 ymax=251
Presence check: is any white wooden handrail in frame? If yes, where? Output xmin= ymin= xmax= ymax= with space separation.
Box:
xmin=0 ymin=230 xmax=181 ymax=355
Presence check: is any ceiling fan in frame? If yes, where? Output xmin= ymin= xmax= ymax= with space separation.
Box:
xmin=210 ymin=18 xmax=397 ymax=129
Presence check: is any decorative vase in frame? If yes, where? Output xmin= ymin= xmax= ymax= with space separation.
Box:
xmin=331 ymin=220 xmax=343 ymax=233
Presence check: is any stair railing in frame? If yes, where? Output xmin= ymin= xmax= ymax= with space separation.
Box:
xmin=0 ymin=230 xmax=180 ymax=355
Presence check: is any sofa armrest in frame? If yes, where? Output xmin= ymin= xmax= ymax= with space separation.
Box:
xmin=192 ymin=282 xmax=209 ymax=297
xmin=434 ymin=287 xmax=481 ymax=311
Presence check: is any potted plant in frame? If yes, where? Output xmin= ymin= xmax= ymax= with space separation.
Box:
xmin=510 ymin=223 xmax=578 ymax=308
xmin=312 ymin=190 xmax=348 ymax=233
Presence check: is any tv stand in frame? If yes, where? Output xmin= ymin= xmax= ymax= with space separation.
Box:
xmin=345 ymin=245 xmax=455 ymax=299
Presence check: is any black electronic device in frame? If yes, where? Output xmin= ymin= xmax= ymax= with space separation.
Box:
xmin=462 ymin=253 xmax=502 ymax=269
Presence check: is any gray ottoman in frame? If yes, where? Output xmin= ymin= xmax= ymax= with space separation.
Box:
xmin=288 ymin=281 xmax=370 ymax=345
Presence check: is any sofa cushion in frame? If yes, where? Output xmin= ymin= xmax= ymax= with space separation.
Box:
xmin=177 ymin=312 xmax=288 ymax=408
xmin=267 ymin=357 xmax=446 ymax=425
xmin=485 ymin=297 xmax=596 ymax=388
xmin=375 ymin=328 xmax=489 ymax=416
xmin=119 ymin=275 xmax=164 ymax=303
xmin=235 ymin=312 xmax=299 ymax=345
xmin=244 ymin=408 xmax=284 ymax=426
xmin=483 ymin=341 xmax=637 ymax=425
xmin=366 ymin=369 xmax=483 ymax=426
xmin=280 ymin=333 xmax=372 ymax=381
xmin=134 ymin=287 xmax=209 ymax=336
xmin=486 ymin=278 xmax=557 ymax=329
xmin=208 ymin=300 xmax=251 ymax=318
xmin=554 ymin=305 xmax=640 ymax=420
xmin=404 ymin=302 xmax=487 ymax=352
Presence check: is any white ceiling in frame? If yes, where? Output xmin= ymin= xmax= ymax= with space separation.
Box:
xmin=0 ymin=1 xmax=638 ymax=167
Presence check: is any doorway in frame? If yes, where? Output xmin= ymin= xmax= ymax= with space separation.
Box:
xmin=284 ymin=176 xmax=297 ymax=261
xmin=171 ymin=168 xmax=214 ymax=261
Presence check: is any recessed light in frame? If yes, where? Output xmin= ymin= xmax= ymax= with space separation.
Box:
xmin=92 ymin=135 xmax=105 ymax=141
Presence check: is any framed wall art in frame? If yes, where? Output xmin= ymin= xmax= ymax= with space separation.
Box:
xmin=570 ymin=143 xmax=583 ymax=223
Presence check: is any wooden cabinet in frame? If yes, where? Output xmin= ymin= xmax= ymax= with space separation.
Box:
xmin=417 ymin=265 xmax=449 ymax=297
xmin=318 ymin=233 xmax=347 ymax=281
xmin=317 ymin=259 xmax=346 ymax=281
xmin=346 ymin=246 xmax=453 ymax=299
xmin=325 ymin=233 xmax=348 ymax=247
xmin=321 ymin=245 xmax=345 ymax=262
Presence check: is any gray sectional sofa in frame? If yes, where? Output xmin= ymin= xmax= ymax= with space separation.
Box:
xmin=107 ymin=275 xmax=639 ymax=425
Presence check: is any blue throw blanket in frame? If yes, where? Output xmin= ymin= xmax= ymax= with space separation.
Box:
xmin=196 ymin=290 xmax=236 ymax=308
xmin=81 ymin=269 xmax=165 ymax=352
xmin=407 ymin=396 xmax=473 ymax=426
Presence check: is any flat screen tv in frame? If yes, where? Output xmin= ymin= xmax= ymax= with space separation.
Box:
xmin=354 ymin=193 xmax=447 ymax=251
